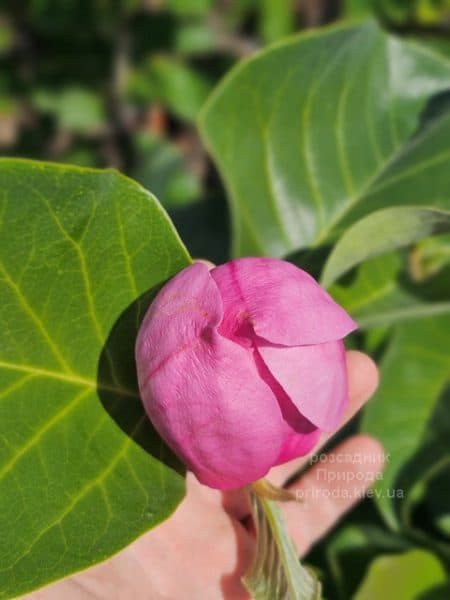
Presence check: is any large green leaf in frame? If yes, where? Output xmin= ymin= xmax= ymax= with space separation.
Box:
xmin=199 ymin=21 xmax=450 ymax=257
xmin=0 ymin=159 xmax=191 ymax=598
xmin=360 ymin=314 xmax=450 ymax=530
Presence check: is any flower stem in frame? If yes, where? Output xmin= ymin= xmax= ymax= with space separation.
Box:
xmin=242 ymin=480 xmax=322 ymax=600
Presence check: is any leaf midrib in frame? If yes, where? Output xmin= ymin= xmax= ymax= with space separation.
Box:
xmin=0 ymin=360 xmax=138 ymax=397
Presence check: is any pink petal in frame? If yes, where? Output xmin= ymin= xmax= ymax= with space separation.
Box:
xmin=138 ymin=263 xmax=223 ymax=359
xmin=253 ymin=349 xmax=321 ymax=464
xmin=211 ymin=258 xmax=357 ymax=346
xmin=136 ymin=263 xmax=223 ymax=393
xmin=136 ymin=326 xmax=285 ymax=490
xmin=275 ymin=427 xmax=321 ymax=465
xmin=258 ymin=340 xmax=348 ymax=431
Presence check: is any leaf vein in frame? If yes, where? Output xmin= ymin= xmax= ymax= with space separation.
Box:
xmin=0 ymin=262 xmax=71 ymax=373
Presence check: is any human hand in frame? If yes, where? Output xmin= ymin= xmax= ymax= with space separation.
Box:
xmin=27 ymin=350 xmax=382 ymax=600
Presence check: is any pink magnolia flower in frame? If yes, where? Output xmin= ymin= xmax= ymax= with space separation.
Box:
xmin=135 ymin=258 xmax=357 ymax=490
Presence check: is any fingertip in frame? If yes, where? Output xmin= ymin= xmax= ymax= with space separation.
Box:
xmin=351 ymin=432 xmax=384 ymax=451
xmin=346 ymin=350 xmax=379 ymax=408
xmin=281 ymin=433 xmax=385 ymax=556
xmin=349 ymin=433 xmax=386 ymax=471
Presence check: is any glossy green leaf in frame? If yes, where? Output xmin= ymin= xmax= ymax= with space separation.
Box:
xmin=0 ymin=159 xmax=191 ymax=598
xmin=360 ymin=314 xmax=450 ymax=529
xmin=330 ymin=252 xmax=450 ymax=329
xmin=199 ymin=21 xmax=450 ymax=257
xmin=354 ymin=549 xmax=447 ymax=600
xmin=321 ymin=207 xmax=450 ymax=288
xmin=243 ymin=486 xmax=322 ymax=600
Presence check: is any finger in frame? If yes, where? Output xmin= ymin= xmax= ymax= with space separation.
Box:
xmin=340 ymin=351 xmax=380 ymax=419
xmin=221 ymin=488 xmax=251 ymax=521
xmin=282 ymin=434 xmax=385 ymax=556
xmin=186 ymin=470 xmax=251 ymax=522
xmin=268 ymin=350 xmax=379 ymax=486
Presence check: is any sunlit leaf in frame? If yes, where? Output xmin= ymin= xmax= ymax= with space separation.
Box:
xmin=200 ymin=21 xmax=450 ymax=257
xmin=0 ymin=159 xmax=191 ymax=597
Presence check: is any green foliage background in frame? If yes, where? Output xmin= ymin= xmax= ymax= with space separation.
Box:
xmin=1 ymin=1 xmax=450 ymax=598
